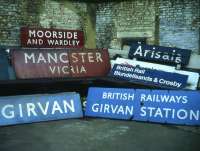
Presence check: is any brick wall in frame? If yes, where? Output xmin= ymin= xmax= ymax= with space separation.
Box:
xmin=39 ymin=0 xmax=86 ymax=29
xmin=0 ymin=0 xmax=92 ymax=47
xmin=0 ymin=0 xmax=199 ymax=52
xmin=159 ymin=0 xmax=200 ymax=53
xmin=96 ymin=0 xmax=199 ymax=52
xmin=0 ymin=0 xmax=43 ymax=46
xmin=96 ymin=0 xmax=157 ymax=49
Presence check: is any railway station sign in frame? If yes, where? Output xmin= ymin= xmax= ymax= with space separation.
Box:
xmin=85 ymin=87 xmax=200 ymax=126
xmin=0 ymin=92 xmax=83 ymax=126
xmin=110 ymin=64 xmax=188 ymax=89
xmin=112 ymin=58 xmax=199 ymax=90
xmin=69 ymin=49 xmax=110 ymax=77
xmin=134 ymin=89 xmax=200 ymax=125
xmin=128 ymin=44 xmax=191 ymax=65
xmin=12 ymin=48 xmax=110 ymax=79
xmin=85 ymin=87 xmax=135 ymax=120
xmin=21 ymin=27 xmax=84 ymax=48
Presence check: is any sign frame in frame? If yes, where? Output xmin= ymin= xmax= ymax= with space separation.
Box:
xmin=128 ymin=43 xmax=191 ymax=65
xmin=0 ymin=92 xmax=83 ymax=126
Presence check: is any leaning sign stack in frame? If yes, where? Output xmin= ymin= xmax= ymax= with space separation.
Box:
xmin=0 ymin=27 xmax=199 ymax=126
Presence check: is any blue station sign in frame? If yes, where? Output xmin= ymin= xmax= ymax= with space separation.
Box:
xmin=85 ymin=87 xmax=200 ymax=126
xmin=134 ymin=89 xmax=200 ymax=125
xmin=110 ymin=64 xmax=188 ymax=89
xmin=85 ymin=87 xmax=135 ymax=120
xmin=128 ymin=43 xmax=191 ymax=65
xmin=0 ymin=92 xmax=83 ymax=126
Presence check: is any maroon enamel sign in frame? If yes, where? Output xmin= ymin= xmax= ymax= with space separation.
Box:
xmin=69 ymin=49 xmax=111 ymax=77
xmin=12 ymin=49 xmax=110 ymax=79
xmin=12 ymin=49 xmax=71 ymax=79
xmin=20 ymin=27 xmax=84 ymax=48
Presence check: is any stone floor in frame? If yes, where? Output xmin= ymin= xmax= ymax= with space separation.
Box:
xmin=0 ymin=118 xmax=199 ymax=151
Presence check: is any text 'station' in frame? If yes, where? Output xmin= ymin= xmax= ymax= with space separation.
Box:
xmin=85 ymin=87 xmax=200 ymax=126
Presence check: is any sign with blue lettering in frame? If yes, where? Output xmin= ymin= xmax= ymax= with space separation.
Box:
xmin=110 ymin=64 xmax=188 ymax=89
xmin=85 ymin=87 xmax=135 ymax=120
xmin=128 ymin=43 xmax=191 ymax=65
xmin=0 ymin=92 xmax=83 ymax=126
xmin=134 ymin=89 xmax=200 ymax=125
xmin=85 ymin=87 xmax=200 ymax=125
xmin=0 ymin=48 xmax=9 ymax=80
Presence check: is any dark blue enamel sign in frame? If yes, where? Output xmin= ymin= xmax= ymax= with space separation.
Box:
xmin=128 ymin=43 xmax=191 ymax=65
xmin=85 ymin=87 xmax=200 ymax=125
xmin=0 ymin=92 xmax=83 ymax=126
xmin=110 ymin=64 xmax=188 ymax=89
xmin=134 ymin=89 xmax=200 ymax=125
xmin=0 ymin=48 xmax=9 ymax=80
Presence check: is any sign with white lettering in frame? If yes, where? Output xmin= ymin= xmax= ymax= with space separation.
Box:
xmin=68 ymin=49 xmax=110 ymax=77
xmin=112 ymin=58 xmax=175 ymax=71
xmin=21 ymin=27 xmax=84 ymax=48
xmin=12 ymin=48 xmax=110 ymax=79
xmin=0 ymin=92 xmax=83 ymax=126
xmin=85 ymin=87 xmax=135 ymax=120
xmin=12 ymin=49 xmax=71 ymax=78
xmin=112 ymin=58 xmax=199 ymax=90
xmin=85 ymin=87 xmax=200 ymax=125
xmin=110 ymin=64 xmax=188 ymax=89
xmin=128 ymin=44 xmax=191 ymax=65
xmin=134 ymin=89 xmax=200 ymax=125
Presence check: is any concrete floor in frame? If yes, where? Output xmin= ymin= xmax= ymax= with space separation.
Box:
xmin=0 ymin=118 xmax=199 ymax=151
